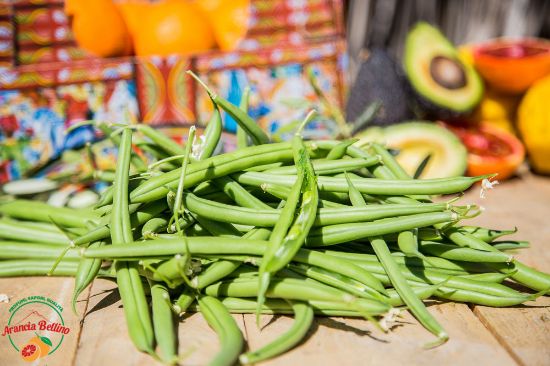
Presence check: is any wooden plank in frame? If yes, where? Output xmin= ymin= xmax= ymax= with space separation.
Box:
xmin=473 ymin=296 xmax=550 ymax=366
xmin=0 ymin=277 xmax=88 ymax=365
xmin=462 ymin=173 xmax=550 ymax=366
xmin=74 ymin=279 xmax=248 ymax=365
xmin=243 ymin=302 xmax=517 ymax=366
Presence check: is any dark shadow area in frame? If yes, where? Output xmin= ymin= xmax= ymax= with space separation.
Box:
xmin=85 ymin=288 xmax=120 ymax=316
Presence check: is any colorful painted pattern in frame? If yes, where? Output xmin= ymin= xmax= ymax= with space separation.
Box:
xmin=0 ymin=80 xmax=138 ymax=182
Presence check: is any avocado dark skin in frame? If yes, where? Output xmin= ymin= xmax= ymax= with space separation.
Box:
xmin=346 ymin=48 xmax=414 ymax=131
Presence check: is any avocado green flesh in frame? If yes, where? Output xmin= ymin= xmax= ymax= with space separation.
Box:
xmin=404 ymin=22 xmax=483 ymax=112
xmin=355 ymin=122 xmax=468 ymax=179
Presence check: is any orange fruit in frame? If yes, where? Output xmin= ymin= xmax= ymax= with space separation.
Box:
xmin=195 ymin=0 xmax=250 ymax=51
xmin=30 ymin=335 xmax=52 ymax=358
xmin=116 ymin=1 xmax=152 ymax=39
xmin=133 ymin=0 xmax=215 ymax=57
xmin=447 ymin=123 xmax=525 ymax=180
xmin=70 ymin=0 xmax=133 ymax=57
xmin=20 ymin=341 xmax=41 ymax=362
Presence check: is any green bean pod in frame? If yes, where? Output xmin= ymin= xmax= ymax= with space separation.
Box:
xmin=191 ymin=260 xmax=241 ymax=289
xmin=200 ymin=107 xmax=222 ymax=160
xmin=418 ymin=241 xmax=513 ymax=263
xmin=305 ymin=211 xmax=458 ymax=246
xmin=72 ymin=240 xmax=105 ymax=314
xmin=235 ymin=171 xmax=489 ymax=196
xmin=0 ymin=219 xmax=71 ymax=245
xmin=83 ymin=237 xmax=386 ymax=294
xmin=198 ymin=295 xmax=244 ymax=366
xmin=151 ymin=282 xmax=178 ymax=365
xmin=0 ymin=199 xmax=98 ymax=228
xmin=265 ymin=157 xmax=380 ymax=176
xmin=240 ymin=301 xmax=314 ymax=365
xmin=236 ymin=86 xmax=251 ymax=149
xmin=111 ymin=128 xmax=155 ymax=354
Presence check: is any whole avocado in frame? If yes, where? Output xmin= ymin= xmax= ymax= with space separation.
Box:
xmin=346 ymin=48 xmax=413 ymax=131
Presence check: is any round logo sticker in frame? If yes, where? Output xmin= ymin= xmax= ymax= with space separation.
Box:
xmin=2 ymin=295 xmax=70 ymax=362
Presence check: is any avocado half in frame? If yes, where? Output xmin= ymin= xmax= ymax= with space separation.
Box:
xmin=404 ymin=22 xmax=483 ymax=117
xmin=355 ymin=121 xmax=468 ymax=179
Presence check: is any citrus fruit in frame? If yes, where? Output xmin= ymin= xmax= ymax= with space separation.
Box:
xmin=195 ymin=0 xmax=250 ymax=51
xmin=31 ymin=334 xmax=52 ymax=358
xmin=133 ymin=0 xmax=215 ymax=56
xmin=21 ymin=342 xmax=41 ymax=362
xmin=69 ymin=0 xmax=133 ymax=57
xmin=446 ymin=123 xmax=525 ymax=180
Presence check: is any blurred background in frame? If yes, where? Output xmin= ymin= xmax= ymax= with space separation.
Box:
xmin=0 ymin=0 xmax=549 ymax=201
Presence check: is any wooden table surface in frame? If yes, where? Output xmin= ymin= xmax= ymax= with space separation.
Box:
xmin=1 ymin=172 xmax=549 ymax=366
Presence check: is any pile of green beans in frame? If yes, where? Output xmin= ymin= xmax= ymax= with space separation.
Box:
xmin=1 ymin=76 xmax=548 ymax=365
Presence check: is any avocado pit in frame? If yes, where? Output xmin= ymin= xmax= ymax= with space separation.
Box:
xmin=429 ymin=56 xmax=467 ymax=90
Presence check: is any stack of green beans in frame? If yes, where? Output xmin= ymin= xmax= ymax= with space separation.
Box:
xmin=0 ymin=73 xmax=548 ymax=365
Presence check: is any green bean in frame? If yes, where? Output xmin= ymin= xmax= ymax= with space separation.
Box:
xmin=191 ymin=214 xmax=241 ymax=237
xmin=353 ymin=259 xmax=528 ymax=299
xmin=288 ymin=263 xmax=386 ymax=302
xmin=236 ymin=86 xmax=250 ymax=149
xmin=172 ymin=126 xmax=196 ymax=232
xmin=200 ymin=107 xmax=222 ymax=160
xmin=83 ymin=237 xmax=386 ymax=294
xmin=182 ymin=192 xmax=450 ymax=227
xmin=198 ymin=295 xmax=244 ymax=366
xmin=97 ymin=123 xmax=148 ymax=172
xmin=191 ymin=260 xmax=241 ymax=289
xmin=141 ymin=217 xmax=169 ymax=238
xmin=345 ymin=170 xmax=447 ymax=344
xmin=370 ymin=143 xmax=410 ymax=180
xmin=111 ymin=128 xmax=154 ymax=354
xmin=444 ymin=229 xmax=550 ymax=291
xmin=0 ymin=199 xmax=98 ymax=228
xmin=370 ymin=237 xmax=448 ymax=345
xmin=433 ymin=288 xmax=532 ymax=307
xmin=265 ymin=157 xmax=380 ymax=176
xmin=212 ymin=176 xmax=272 ymax=210
xmin=205 ymin=277 xmax=390 ymax=316
xmin=396 ymin=229 xmax=430 ymax=261
xmin=0 ymin=259 xmax=81 ymax=277
xmin=234 ymin=171 xmax=490 ymax=196
xmin=95 ymin=185 xmax=114 ymax=209
xmin=418 ymin=241 xmax=513 ymax=263
xmin=458 ymin=226 xmax=518 ymax=243
xmin=491 ymin=241 xmax=530 ymax=251
xmin=458 ymin=273 xmax=511 ymax=283
xmin=150 ymin=282 xmax=178 ymax=364
xmin=240 ymin=301 xmax=314 ymax=365
xmin=72 ymin=240 xmax=105 ymax=314
xmin=131 ymin=143 xmax=296 ymax=203
xmin=356 ymin=143 xmax=550 ymax=293
xmin=136 ymin=124 xmax=187 ymax=158
xmin=187 ymin=297 xmax=364 ymax=317
xmin=259 ymin=183 xmax=345 ymax=208
xmin=173 ymin=289 xmax=195 ymax=315
xmin=326 ymin=139 xmax=359 ymax=160
xmin=258 ymin=116 xmax=319 ymax=320
xmin=0 ymin=219 xmax=71 ymax=245
xmin=305 ymin=211 xmax=458 ymax=246
xmin=189 ymin=71 xmax=270 ymax=146
xmin=0 ymin=242 xmax=79 ymax=259
xmin=73 ymin=200 xmax=167 ymax=246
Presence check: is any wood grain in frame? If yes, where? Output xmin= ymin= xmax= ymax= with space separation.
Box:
xmin=74 ymin=279 xmax=248 ymax=366
xmin=244 ymin=302 xmax=517 ymax=366
xmin=461 ymin=173 xmax=550 ymax=366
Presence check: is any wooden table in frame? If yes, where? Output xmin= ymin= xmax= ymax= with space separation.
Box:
xmin=1 ymin=172 xmax=549 ymax=366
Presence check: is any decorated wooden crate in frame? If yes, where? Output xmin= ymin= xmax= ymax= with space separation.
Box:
xmin=0 ymin=0 xmax=346 ymax=182
xmin=0 ymin=58 xmax=138 ymax=182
